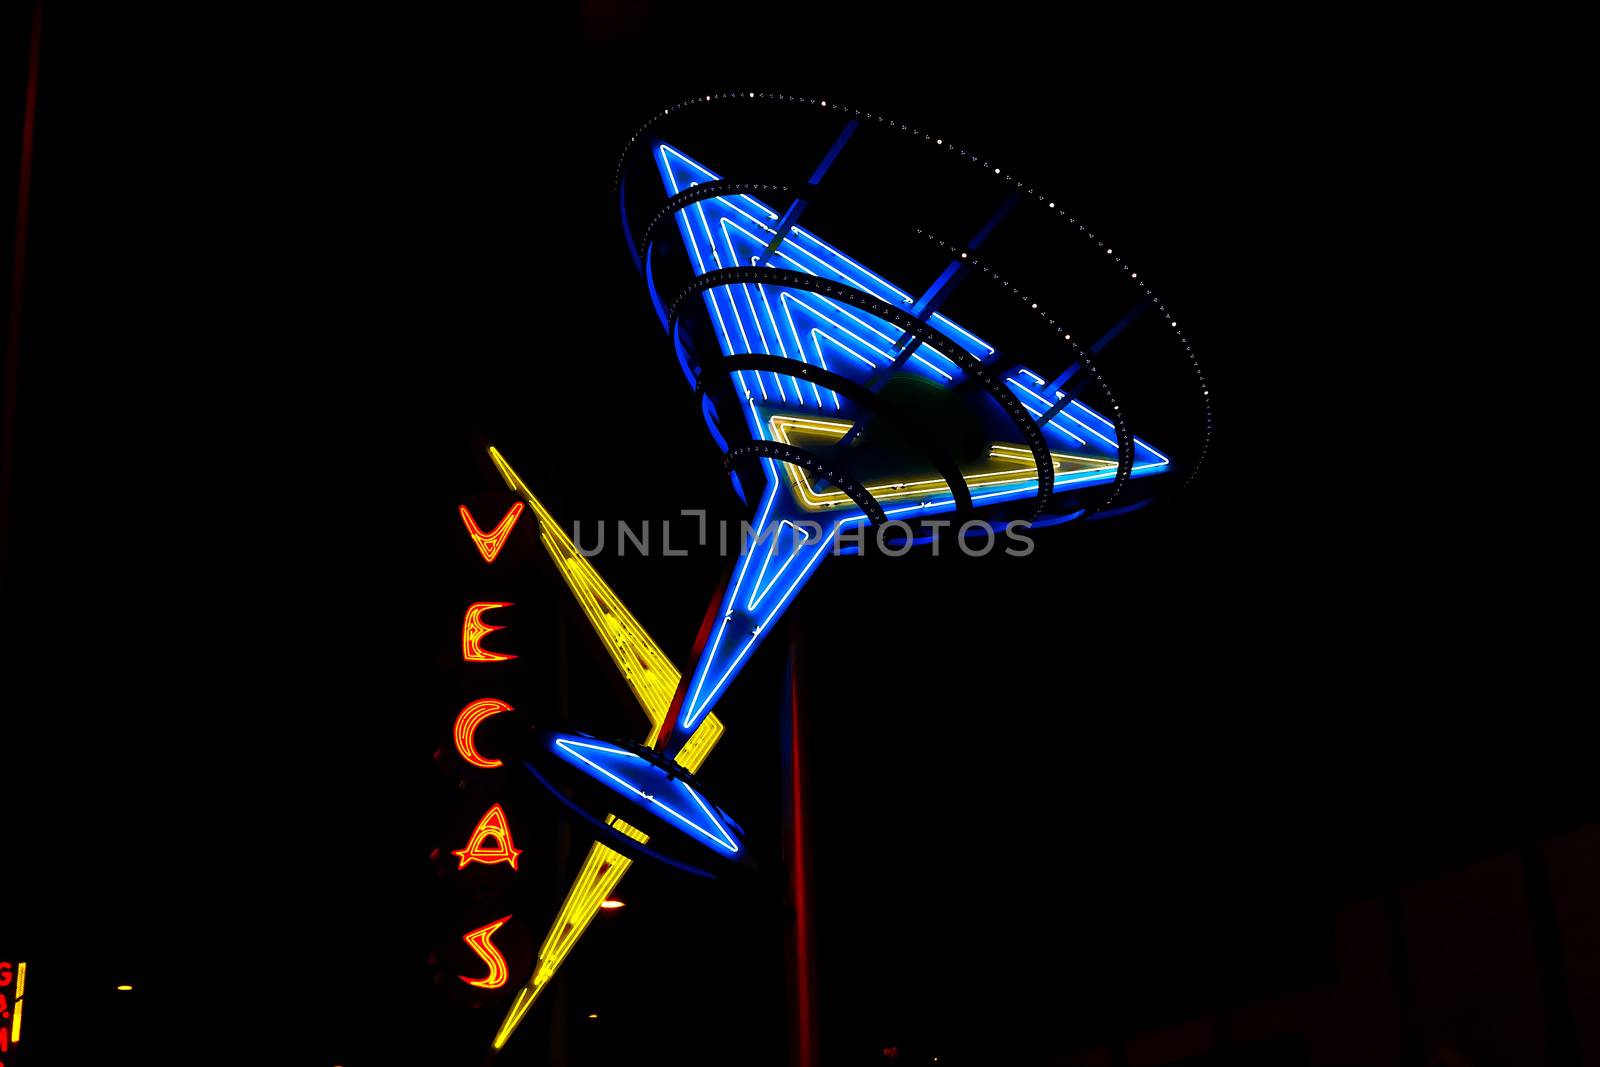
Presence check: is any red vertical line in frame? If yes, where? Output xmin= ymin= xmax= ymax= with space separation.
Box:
xmin=1520 ymin=840 xmax=1580 ymax=1067
xmin=1 ymin=1 xmax=43 ymax=577
xmin=550 ymin=609 xmax=571 ymax=1066
xmin=783 ymin=631 xmax=819 ymax=1067
xmin=1382 ymin=889 xmax=1422 ymax=1064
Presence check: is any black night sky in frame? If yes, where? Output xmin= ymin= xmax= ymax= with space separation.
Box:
xmin=2 ymin=7 xmax=1592 ymax=1067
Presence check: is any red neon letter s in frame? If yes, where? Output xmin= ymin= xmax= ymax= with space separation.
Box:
xmin=460 ymin=915 xmax=513 ymax=989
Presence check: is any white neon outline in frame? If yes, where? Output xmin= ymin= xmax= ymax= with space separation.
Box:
xmin=661 ymin=145 xmax=993 ymax=364
xmin=704 ymin=202 xmax=963 ymax=380
xmin=669 ymin=172 xmax=966 ymax=384
xmin=553 ymin=738 xmax=739 ymax=853
xmin=682 ymin=480 xmax=781 ymax=727
xmin=747 ymin=519 xmax=810 ymax=612
xmin=746 ymin=274 xmax=821 ymax=406
xmin=708 ymin=207 xmax=922 ymax=395
xmin=759 ymin=237 xmax=930 ymax=368
xmin=683 ymin=517 xmax=849 ymax=729
xmin=781 ymin=292 xmax=957 ymax=385
xmin=1012 ymin=393 xmax=1090 ymax=447
xmin=722 ymin=205 xmax=992 ymax=362
xmin=807 ymin=328 xmax=873 ymax=369
xmin=806 ymin=291 xmax=957 ymax=381
xmin=717 ymin=219 xmax=793 ymax=405
xmin=1008 ymin=378 xmax=1117 ymax=449
xmin=789 ymin=224 xmax=912 ymax=303
xmin=929 ymin=311 xmax=995 ymax=359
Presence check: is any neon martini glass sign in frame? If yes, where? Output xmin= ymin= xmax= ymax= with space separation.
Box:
xmin=539 ymin=140 xmax=1169 ymax=790
xmin=649 ymin=142 xmax=1169 ymax=755
xmin=489 ymin=138 xmax=1174 ymax=1047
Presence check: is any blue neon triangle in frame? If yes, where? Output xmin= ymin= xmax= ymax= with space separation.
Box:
xmin=652 ymin=142 xmax=1174 ymax=743
xmin=652 ymin=142 xmax=1170 ymax=475
xmin=551 ymin=736 xmax=741 ymax=855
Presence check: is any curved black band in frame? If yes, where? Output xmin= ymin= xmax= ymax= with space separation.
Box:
xmin=637 ymin=180 xmax=793 ymax=260
xmin=917 ymin=233 xmax=1138 ymax=515
xmin=669 ymin=266 xmax=1056 ymax=518
xmin=520 ymin=760 xmax=715 ymax=880
xmin=618 ymin=94 xmax=1210 ymax=499
xmin=716 ymin=354 xmax=973 ymax=515
xmin=723 ymin=440 xmax=887 ymax=526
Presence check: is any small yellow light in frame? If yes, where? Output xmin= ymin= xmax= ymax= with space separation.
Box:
xmin=116 ymin=984 xmax=133 ymax=991
xmin=599 ymin=899 xmax=625 ymax=910
xmin=586 ymin=1013 xmax=599 ymax=1020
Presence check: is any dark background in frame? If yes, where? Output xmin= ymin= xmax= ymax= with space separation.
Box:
xmin=2 ymin=6 xmax=1590 ymax=1066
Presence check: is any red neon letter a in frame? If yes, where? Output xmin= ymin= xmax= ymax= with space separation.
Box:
xmin=453 ymin=803 xmax=522 ymax=870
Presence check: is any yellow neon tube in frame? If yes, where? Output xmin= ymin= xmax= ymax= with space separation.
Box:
xmin=766 ymin=415 xmax=1115 ymax=510
xmin=10 ymin=960 xmax=24 ymax=1044
xmin=487 ymin=448 xmax=727 ymax=1051
xmin=490 ymin=446 xmax=681 ymax=740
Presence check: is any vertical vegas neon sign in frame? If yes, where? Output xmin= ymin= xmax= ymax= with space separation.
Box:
xmin=450 ymin=503 xmax=526 ymax=990
xmin=0 ymin=959 xmax=25 ymax=1065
